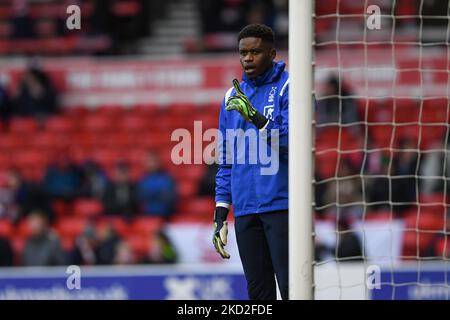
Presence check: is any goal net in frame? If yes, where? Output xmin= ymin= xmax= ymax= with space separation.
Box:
xmin=313 ymin=0 xmax=450 ymax=300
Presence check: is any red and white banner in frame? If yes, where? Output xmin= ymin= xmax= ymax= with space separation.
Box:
xmin=0 ymin=48 xmax=448 ymax=107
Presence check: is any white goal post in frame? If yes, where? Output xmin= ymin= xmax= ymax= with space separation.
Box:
xmin=290 ymin=0 xmax=450 ymax=300
xmin=289 ymin=0 xmax=314 ymax=300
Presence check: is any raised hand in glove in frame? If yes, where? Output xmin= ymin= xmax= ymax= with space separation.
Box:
xmin=212 ymin=206 xmax=230 ymax=259
xmin=225 ymin=79 xmax=269 ymax=129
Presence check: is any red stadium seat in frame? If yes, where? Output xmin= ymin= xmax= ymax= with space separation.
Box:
xmin=369 ymin=125 xmax=395 ymax=150
xmin=394 ymin=99 xmax=419 ymax=123
xmin=9 ymin=118 xmax=39 ymax=134
xmin=0 ymin=133 xmax=25 ymax=151
xmin=138 ymin=132 xmax=170 ymax=150
xmin=13 ymin=150 xmax=48 ymax=175
xmin=104 ymin=132 xmax=135 ymax=149
xmin=96 ymin=216 xmax=131 ymax=238
xmin=52 ymin=200 xmax=72 ymax=218
xmin=73 ymin=199 xmax=104 ymax=218
xmin=0 ymin=219 xmax=13 ymax=238
xmin=15 ymin=219 xmax=31 ymax=239
xmin=126 ymin=234 xmax=150 ymax=259
xmin=422 ymin=99 xmax=449 ymax=123
xmin=96 ymin=105 xmax=127 ymax=119
xmin=119 ymin=115 xmax=148 ymax=132
xmin=168 ymin=164 xmax=205 ymax=182
xmin=60 ymin=235 xmax=76 ymax=251
xmin=0 ymin=154 xmax=10 ymax=170
xmin=45 ymin=116 xmax=77 ymax=133
xmin=402 ymin=208 xmax=445 ymax=258
xmin=178 ymin=180 xmax=198 ymax=200
xmin=130 ymin=216 xmax=164 ymax=237
xmin=30 ymin=132 xmax=61 ymax=150
xmin=364 ymin=211 xmax=392 ymax=221
xmin=0 ymin=170 xmax=8 ymax=186
xmin=55 ymin=217 xmax=88 ymax=239
xmin=91 ymin=149 xmax=120 ymax=169
xmin=82 ymin=115 xmax=115 ymax=132
xmin=364 ymin=98 xmax=394 ymax=124
xmin=315 ymin=150 xmax=338 ymax=179
xmin=433 ymin=237 xmax=450 ymax=258
xmin=11 ymin=236 xmax=26 ymax=265
xmin=183 ymin=197 xmax=215 ymax=218
xmin=170 ymin=212 xmax=210 ymax=224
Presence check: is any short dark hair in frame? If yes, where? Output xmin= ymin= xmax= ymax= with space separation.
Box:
xmin=237 ymin=24 xmax=275 ymax=44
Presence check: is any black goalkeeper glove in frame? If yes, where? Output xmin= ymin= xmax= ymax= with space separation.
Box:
xmin=225 ymin=79 xmax=269 ymax=129
xmin=212 ymin=206 xmax=230 ymax=259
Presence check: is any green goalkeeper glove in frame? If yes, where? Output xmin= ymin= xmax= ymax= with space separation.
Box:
xmin=212 ymin=206 xmax=230 ymax=259
xmin=225 ymin=79 xmax=269 ymax=129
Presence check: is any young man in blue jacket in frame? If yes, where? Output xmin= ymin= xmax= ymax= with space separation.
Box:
xmin=213 ymin=24 xmax=289 ymax=300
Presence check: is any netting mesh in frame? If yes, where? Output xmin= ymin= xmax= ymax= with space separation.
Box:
xmin=313 ymin=0 xmax=450 ymax=299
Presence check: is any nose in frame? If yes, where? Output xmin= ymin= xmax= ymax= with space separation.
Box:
xmin=243 ymin=53 xmax=253 ymax=63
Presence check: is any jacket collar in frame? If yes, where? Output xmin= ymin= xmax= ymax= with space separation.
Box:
xmin=242 ymin=60 xmax=286 ymax=87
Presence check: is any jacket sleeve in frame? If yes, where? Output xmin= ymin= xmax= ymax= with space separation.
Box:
xmin=260 ymin=80 xmax=289 ymax=154
xmin=215 ymin=97 xmax=232 ymax=206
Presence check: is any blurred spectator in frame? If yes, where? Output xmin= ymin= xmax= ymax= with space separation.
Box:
xmin=246 ymin=0 xmax=275 ymax=28
xmin=7 ymin=169 xmax=53 ymax=223
xmin=22 ymin=210 xmax=66 ymax=266
xmin=0 ymin=177 xmax=16 ymax=220
xmin=367 ymin=152 xmax=392 ymax=212
xmin=0 ymin=236 xmax=13 ymax=266
xmin=10 ymin=0 xmax=35 ymax=39
xmin=336 ymin=217 xmax=363 ymax=261
xmin=43 ymin=151 xmax=81 ymax=201
xmin=0 ymin=82 xmax=12 ymax=125
xmin=79 ymin=161 xmax=108 ymax=199
xmin=96 ymin=223 xmax=121 ymax=265
xmin=316 ymin=75 xmax=361 ymax=136
xmin=422 ymin=0 xmax=449 ymax=28
xmin=90 ymin=0 xmax=113 ymax=35
xmin=314 ymin=173 xmax=328 ymax=217
xmin=12 ymin=66 xmax=59 ymax=119
xmin=200 ymin=0 xmax=288 ymax=51
xmin=142 ymin=229 xmax=177 ymax=264
xmin=368 ymin=138 xmax=418 ymax=215
xmin=420 ymin=134 xmax=450 ymax=195
xmin=200 ymin=0 xmax=248 ymax=33
xmin=113 ymin=240 xmax=135 ymax=265
xmin=102 ymin=162 xmax=138 ymax=219
xmin=272 ymin=0 xmax=288 ymax=47
xmin=391 ymin=138 xmax=418 ymax=214
xmin=314 ymin=236 xmax=333 ymax=263
xmin=109 ymin=0 xmax=149 ymax=54
xmin=425 ymin=213 xmax=450 ymax=259
xmin=69 ymin=223 xmax=98 ymax=266
xmin=197 ymin=163 xmax=217 ymax=197
xmin=137 ymin=151 xmax=177 ymax=219
xmin=323 ymin=158 xmax=363 ymax=219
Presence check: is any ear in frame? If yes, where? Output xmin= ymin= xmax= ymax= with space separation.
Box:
xmin=270 ymin=48 xmax=276 ymax=60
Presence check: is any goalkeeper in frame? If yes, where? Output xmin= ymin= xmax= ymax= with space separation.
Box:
xmin=213 ymin=24 xmax=289 ymax=300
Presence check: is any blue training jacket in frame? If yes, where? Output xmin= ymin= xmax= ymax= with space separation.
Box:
xmin=215 ymin=60 xmax=289 ymax=217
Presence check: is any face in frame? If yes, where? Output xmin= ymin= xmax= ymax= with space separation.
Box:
xmin=144 ymin=152 xmax=160 ymax=173
xmin=115 ymin=167 xmax=129 ymax=183
xmin=239 ymin=37 xmax=276 ymax=79
xmin=28 ymin=213 xmax=47 ymax=236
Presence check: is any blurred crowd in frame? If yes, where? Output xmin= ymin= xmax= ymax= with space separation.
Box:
xmin=314 ymin=74 xmax=450 ymax=261
xmin=0 ymin=209 xmax=178 ymax=267
xmin=199 ymin=0 xmax=288 ymax=51
xmin=1 ymin=0 xmax=449 ymax=56
xmin=1 ymin=0 xmax=152 ymax=55
xmin=1 ymin=0 xmax=450 ymax=266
